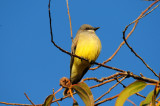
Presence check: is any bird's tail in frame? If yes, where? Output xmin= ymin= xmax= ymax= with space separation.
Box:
xmin=63 ymin=88 xmax=74 ymax=96
xmin=63 ymin=88 xmax=69 ymax=96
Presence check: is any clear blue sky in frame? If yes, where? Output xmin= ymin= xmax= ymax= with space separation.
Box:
xmin=0 ymin=0 xmax=160 ymax=106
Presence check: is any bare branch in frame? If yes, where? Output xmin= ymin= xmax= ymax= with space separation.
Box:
xmin=82 ymin=73 xmax=122 ymax=82
xmin=95 ymin=76 xmax=126 ymax=102
xmin=94 ymin=94 xmax=119 ymax=106
xmin=126 ymin=99 xmax=137 ymax=106
xmin=0 ymin=102 xmax=34 ymax=106
xmin=53 ymin=89 xmax=60 ymax=106
xmin=52 ymin=93 xmax=75 ymax=103
xmin=90 ymin=76 xmax=124 ymax=89
xmin=119 ymin=72 xmax=158 ymax=83
xmin=24 ymin=93 xmax=35 ymax=106
xmin=122 ymin=1 xmax=159 ymax=77
xmin=66 ymin=0 xmax=73 ymax=42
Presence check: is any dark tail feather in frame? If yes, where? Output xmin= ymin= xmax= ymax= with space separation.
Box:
xmin=63 ymin=88 xmax=74 ymax=96
xmin=63 ymin=88 xmax=69 ymax=96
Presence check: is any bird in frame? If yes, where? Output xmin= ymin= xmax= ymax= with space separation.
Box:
xmin=64 ymin=24 xmax=102 ymax=95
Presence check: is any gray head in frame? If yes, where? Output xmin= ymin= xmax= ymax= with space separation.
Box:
xmin=79 ymin=24 xmax=100 ymax=32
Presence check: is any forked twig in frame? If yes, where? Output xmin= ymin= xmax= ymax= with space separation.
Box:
xmin=53 ymin=89 xmax=60 ymax=106
xmin=90 ymin=76 xmax=124 ymax=89
xmin=94 ymin=94 xmax=119 ymax=106
xmin=24 ymin=93 xmax=35 ymax=106
xmin=82 ymin=73 xmax=122 ymax=82
xmin=95 ymin=76 xmax=126 ymax=102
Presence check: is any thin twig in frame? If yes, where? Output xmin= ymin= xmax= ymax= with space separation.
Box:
xmin=66 ymin=0 xmax=73 ymax=42
xmin=95 ymin=76 xmax=126 ymax=102
xmin=24 ymin=93 xmax=35 ymax=106
xmin=94 ymin=61 xmax=125 ymax=72
xmin=52 ymin=92 xmax=76 ymax=103
xmin=116 ymin=77 xmax=126 ymax=88
xmin=0 ymin=102 xmax=33 ymax=106
xmin=53 ymin=89 xmax=60 ymax=106
xmin=90 ymin=76 xmax=124 ymax=89
xmin=136 ymin=93 xmax=146 ymax=98
xmin=82 ymin=73 xmax=122 ymax=82
xmin=123 ymin=3 xmax=160 ymax=32
xmin=53 ymin=95 xmax=60 ymax=106
xmin=54 ymin=87 xmax=63 ymax=95
xmin=126 ymin=99 xmax=137 ymax=106
xmin=94 ymin=94 xmax=119 ymax=106
xmin=119 ymin=72 xmax=158 ymax=84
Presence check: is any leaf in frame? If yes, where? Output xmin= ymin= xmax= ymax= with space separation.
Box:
xmin=72 ymin=82 xmax=94 ymax=106
xmin=43 ymin=94 xmax=54 ymax=106
xmin=140 ymin=88 xmax=159 ymax=106
xmin=115 ymin=80 xmax=147 ymax=106
xmin=151 ymin=87 xmax=159 ymax=106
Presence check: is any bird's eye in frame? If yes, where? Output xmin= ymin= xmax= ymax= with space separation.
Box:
xmin=85 ymin=27 xmax=90 ymax=30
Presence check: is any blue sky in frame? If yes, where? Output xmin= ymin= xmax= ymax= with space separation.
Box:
xmin=0 ymin=0 xmax=160 ymax=106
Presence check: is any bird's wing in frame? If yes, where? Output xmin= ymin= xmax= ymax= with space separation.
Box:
xmin=70 ymin=36 xmax=79 ymax=78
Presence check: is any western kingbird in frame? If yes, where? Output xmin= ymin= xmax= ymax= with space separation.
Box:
xmin=64 ymin=24 xmax=102 ymax=95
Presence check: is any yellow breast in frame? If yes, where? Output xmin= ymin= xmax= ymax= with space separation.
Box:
xmin=75 ymin=32 xmax=102 ymax=63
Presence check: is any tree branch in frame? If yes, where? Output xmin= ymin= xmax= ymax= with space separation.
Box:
xmin=66 ymin=0 xmax=73 ymax=42
xmin=24 ymin=93 xmax=35 ymax=106
xmin=122 ymin=1 xmax=159 ymax=78
xmin=94 ymin=76 xmax=126 ymax=102
xmin=94 ymin=94 xmax=119 ymax=106
xmin=90 ymin=0 xmax=160 ymax=70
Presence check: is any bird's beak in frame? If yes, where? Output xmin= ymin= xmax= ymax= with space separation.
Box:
xmin=93 ymin=27 xmax=100 ymax=31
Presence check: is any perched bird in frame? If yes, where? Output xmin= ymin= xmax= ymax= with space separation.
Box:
xmin=64 ymin=24 xmax=102 ymax=95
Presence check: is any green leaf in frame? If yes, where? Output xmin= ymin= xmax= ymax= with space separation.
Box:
xmin=140 ymin=88 xmax=159 ymax=106
xmin=43 ymin=94 xmax=54 ymax=106
xmin=72 ymin=82 xmax=94 ymax=106
xmin=151 ymin=87 xmax=159 ymax=106
xmin=115 ymin=80 xmax=147 ymax=106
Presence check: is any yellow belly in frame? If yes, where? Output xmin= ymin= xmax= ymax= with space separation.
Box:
xmin=75 ymin=33 xmax=101 ymax=63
